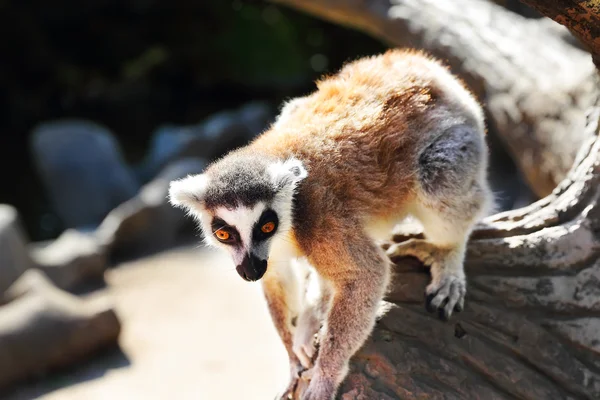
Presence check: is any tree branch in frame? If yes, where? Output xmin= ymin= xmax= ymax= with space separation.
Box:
xmin=518 ymin=0 xmax=600 ymax=67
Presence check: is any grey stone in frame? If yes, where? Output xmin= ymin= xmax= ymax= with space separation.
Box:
xmin=98 ymin=158 xmax=207 ymax=260
xmin=136 ymin=102 xmax=274 ymax=183
xmin=31 ymin=119 xmax=140 ymax=228
xmin=0 ymin=205 xmax=33 ymax=295
xmin=202 ymin=110 xmax=246 ymax=141
xmin=135 ymin=124 xmax=201 ymax=183
xmin=196 ymin=101 xmax=274 ymax=158
xmin=238 ymin=101 xmax=274 ymax=135
xmin=0 ymin=269 xmax=121 ymax=390
xmin=29 ymin=229 xmax=107 ymax=291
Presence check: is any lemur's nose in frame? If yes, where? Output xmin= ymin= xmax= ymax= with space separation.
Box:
xmin=236 ymin=266 xmax=250 ymax=281
xmin=236 ymin=254 xmax=267 ymax=282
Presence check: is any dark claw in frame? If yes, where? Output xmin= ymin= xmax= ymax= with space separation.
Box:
xmin=425 ymin=293 xmax=437 ymax=313
xmin=438 ymin=298 xmax=450 ymax=321
xmin=438 ymin=307 xmax=449 ymax=321
xmin=454 ymin=303 xmax=463 ymax=313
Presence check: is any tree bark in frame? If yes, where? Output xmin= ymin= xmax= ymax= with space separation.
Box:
xmin=271 ymin=0 xmax=599 ymax=198
xmin=272 ymin=0 xmax=600 ymax=398
xmin=518 ymin=0 xmax=600 ymax=67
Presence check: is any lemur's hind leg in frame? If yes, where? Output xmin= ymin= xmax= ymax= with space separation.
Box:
xmin=392 ymin=123 xmax=492 ymax=320
xmin=395 ymin=194 xmax=483 ymax=320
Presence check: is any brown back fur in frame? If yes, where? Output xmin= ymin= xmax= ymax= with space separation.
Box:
xmin=233 ymin=49 xmax=483 ymax=254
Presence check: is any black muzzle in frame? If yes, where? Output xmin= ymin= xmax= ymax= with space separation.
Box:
xmin=236 ymin=254 xmax=267 ymax=282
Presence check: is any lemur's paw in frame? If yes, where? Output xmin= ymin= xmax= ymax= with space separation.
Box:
xmin=293 ymin=308 xmax=321 ymax=369
xmin=299 ymin=370 xmax=336 ymax=400
xmin=425 ymin=271 xmax=465 ymax=321
xmin=293 ymin=336 xmax=318 ymax=370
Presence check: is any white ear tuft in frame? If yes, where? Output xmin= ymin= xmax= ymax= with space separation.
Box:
xmin=168 ymin=174 xmax=209 ymax=210
xmin=268 ymin=158 xmax=308 ymax=190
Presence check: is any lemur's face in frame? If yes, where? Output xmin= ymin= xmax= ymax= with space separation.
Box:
xmin=168 ymin=155 xmax=307 ymax=282
xmin=205 ymin=202 xmax=282 ymax=281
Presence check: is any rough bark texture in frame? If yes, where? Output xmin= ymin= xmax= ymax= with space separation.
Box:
xmin=518 ymin=0 xmax=600 ymax=67
xmin=271 ymin=0 xmax=599 ymax=198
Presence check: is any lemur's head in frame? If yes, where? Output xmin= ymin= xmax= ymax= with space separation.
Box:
xmin=168 ymin=153 xmax=307 ymax=282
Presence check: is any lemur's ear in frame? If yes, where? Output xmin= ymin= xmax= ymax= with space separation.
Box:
xmin=168 ymin=174 xmax=209 ymax=211
xmin=268 ymin=158 xmax=308 ymax=190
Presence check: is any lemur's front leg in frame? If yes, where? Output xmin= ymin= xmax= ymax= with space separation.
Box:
xmin=299 ymin=231 xmax=390 ymax=400
xmin=261 ymin=267 xmax=305 ymax=400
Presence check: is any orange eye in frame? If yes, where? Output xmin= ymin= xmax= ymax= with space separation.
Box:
xmin=215 ymin=229 xmax=230 ymax=241
xmin=261 ymin=222 xmax=275 ymax=234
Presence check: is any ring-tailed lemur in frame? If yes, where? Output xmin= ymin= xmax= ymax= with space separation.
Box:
xmin=169 ymin=49 xmax=492 ymax=400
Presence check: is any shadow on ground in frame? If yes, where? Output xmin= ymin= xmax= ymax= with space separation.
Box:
xmin=3 ymin=346 xmax=131 ymax=400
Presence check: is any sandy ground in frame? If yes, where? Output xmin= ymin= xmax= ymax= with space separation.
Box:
xmin=6 ymin=246 xmax=290 ymax=400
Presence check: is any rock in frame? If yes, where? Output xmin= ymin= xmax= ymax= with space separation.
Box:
xmin=29 ymin=229 xmax=107 ymax=291
xmin=98 ymin=158 xmax=207 ymax=260
xmin=31 ymin=119 xmax=140 ymax=228
xmin=135 ymin=102 xmax=274 ymax=183
xmin=0 ymin=205 xmax=34 ymax=295
xmin=238 ymin=101 xmax=274 ymax=136
xmin=135 ymin=124 xmax=202 ymax=183
xmin=0 ymin=269 xmax=121 ymax=390
xmin=195 ymin=101 xmax=273 ymax=158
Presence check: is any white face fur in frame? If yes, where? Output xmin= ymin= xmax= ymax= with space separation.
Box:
xmin=168 ymin=158 xmax=307 ymax=281
xmin=210 ymin=202 xmax=271 ymax=264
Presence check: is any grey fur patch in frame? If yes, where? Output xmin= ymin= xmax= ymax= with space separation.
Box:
xmin=290 ymin=166 xmax=302 ymax=178
xmin=251 ymin=241 xmax=271 ymax=261
xmin=203 ymin=153 xmax=277 ymax=209
xmin=418 ymin=124 xmax=484 ymax=195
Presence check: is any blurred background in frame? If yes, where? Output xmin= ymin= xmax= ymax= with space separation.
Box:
xmin=0 ymin=0 xmax=588 ymax=399
xmin=0 ymin=0 xmax=389 ymax=242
